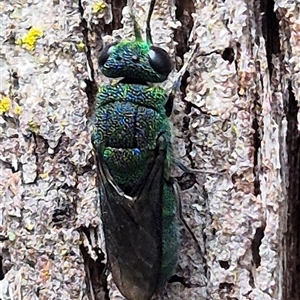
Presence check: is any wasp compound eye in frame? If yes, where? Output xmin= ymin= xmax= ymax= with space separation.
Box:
xmin=148 ymin=46 xmax=173 ymax=77
xmin=98 ymin=43 xmax=117 ymax=68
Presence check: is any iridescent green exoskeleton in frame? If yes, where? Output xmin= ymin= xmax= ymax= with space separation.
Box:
xmin=92 ymin=1 xmax=178 ymax=299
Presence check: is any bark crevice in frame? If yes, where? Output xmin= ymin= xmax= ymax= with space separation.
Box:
xmin=78 ymin=0 xmax=97 ymax=116
xmin=174 ymin=0 xmax=195 ymax=62
xmin=286 ymin=82 xmax=300 ymax=299
xmin=251 ymin=226 xmax=265 ymax=268
xmin=260 ymin=0 xmax=280 ymax=78
xmin=80 ymin=226 xmax=108 ymax=300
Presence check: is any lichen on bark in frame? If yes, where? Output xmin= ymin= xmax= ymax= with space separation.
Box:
xmin=1 ymin=0 xmax=299 ymax=299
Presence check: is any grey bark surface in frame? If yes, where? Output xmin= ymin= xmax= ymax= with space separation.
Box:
xmin=0 ymin=0 xmax=299 ymax=299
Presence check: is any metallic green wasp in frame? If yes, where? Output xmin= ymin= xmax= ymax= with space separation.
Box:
xmin=92 ymin=1 xmax=179 ymax=299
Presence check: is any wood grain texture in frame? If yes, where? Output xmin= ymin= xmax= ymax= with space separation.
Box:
xmin=1 ymin=0 xmax=299 ymax=299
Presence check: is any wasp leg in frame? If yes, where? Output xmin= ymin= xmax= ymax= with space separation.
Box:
xmin=174 ymin=159 xmax=226 ymax=175
xmin=172 ymin=179 xmax=202 ymax=254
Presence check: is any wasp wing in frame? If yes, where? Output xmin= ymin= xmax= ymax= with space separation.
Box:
xmin=94 ymin=136 xmax=168 ymax=300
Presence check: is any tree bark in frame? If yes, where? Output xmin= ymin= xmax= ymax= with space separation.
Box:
xmin=1 ymin=0 xmax=299 ymax=299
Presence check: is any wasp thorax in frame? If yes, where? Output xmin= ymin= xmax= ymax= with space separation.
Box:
xmin=99 ymin=41 xmax=172 ymax=83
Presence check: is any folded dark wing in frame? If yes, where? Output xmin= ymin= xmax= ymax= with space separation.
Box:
xmin=95 ymin=137 xmax=167 ymax=300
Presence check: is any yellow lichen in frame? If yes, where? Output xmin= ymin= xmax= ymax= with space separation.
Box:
xmin=25 ymin=223 xmax=34 ymax=231
xmin=16 ymin=27 xmax=43 ymax=51
xmin=28 ymin=120 xmax=40 ymax=133
xmin=61 ymin=249 xmax=67 ymax=256
xmin=40 ymin=173 xmax=49 ymax=179
xmin=0 ymin=97 xmax=11 ymax=114
xmin=92 ymin=1 xmax=107 ymax=13
xmin=76 ymin=42 xmax=85 ymax=51
xmin=14 ymin=104 xmax=22 ymax=115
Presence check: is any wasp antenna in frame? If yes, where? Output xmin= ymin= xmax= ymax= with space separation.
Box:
xmin=166 ymin=44 xmax=199 ymax=114
xmin=146 ymin=0 xmax=156 ymax=45
xmin=133 ymin=18 xmax=143 ymax=41
xmin=127 ymin=0 xmax=143 ymax=41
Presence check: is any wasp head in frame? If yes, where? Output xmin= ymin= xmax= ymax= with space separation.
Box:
xmin=98 ymin=40 xmax=172 ymax=84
